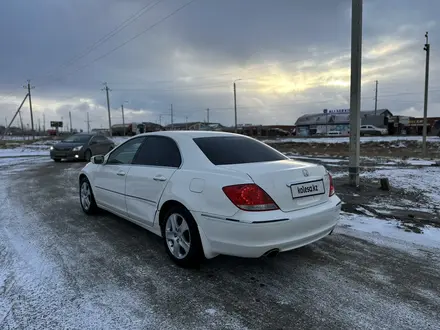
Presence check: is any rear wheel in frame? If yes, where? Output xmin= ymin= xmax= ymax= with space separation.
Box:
xmin=79 ymin=177 xmax=98 ymax=214
xmin=84 ymin=149 xmax=92 ymax=162
xmin=161 ymin=206 xmax=204 ymax=268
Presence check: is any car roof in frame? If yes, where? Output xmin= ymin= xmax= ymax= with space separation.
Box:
xmin=136 ymin=130 xmax=246 ymax=141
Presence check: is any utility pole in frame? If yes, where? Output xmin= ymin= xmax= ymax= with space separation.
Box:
xmin=159 ymin=114 xmax=163 ymax=126
xmin=102 ymin=83 xmax=112 ymax=136
xmin=38 ymin=118 xmax=41 ymax=133
xmin=348 ymin=0 xmax=363 ymax=187
xmin=18 ymin=110 xmax=24 ymax=133
xmin=170 ymin=104 xmax=174 ymax=130
xmin=374 ymin=80 xmax=378 ymax=115
xmin=69 ymin=111 xmax=73 ymax=133
xmin=1 ymin=94 xmax=29 ymax=141
xmin=24 ymin=80 xmax=35 ymax=140
xmin=43 ymin=113 xmax=46 ymax=132
xmin=121 ymin=104 xmax=126 ymax=136
xmin=422 ymin=32 xmax=431 ymax=157
xmin=185 ymin=116 xmax=188 ymax=130
xmin=206 ymin=108 xmax=210 ymax=123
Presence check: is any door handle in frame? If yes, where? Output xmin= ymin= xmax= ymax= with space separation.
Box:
xmin=116 ymin=171 xmax=126 ymax=176
xmin=153 ymin=175 xmax=167 ymax=182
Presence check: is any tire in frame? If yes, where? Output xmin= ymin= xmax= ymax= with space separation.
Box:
xmin=161 ymin=206 xmax=204 ymax=268
xmin=84 ymin=149 xmax=92 ymax=162
xmin=53 ymin=158 xmax=61 ymax=162
xmin=79 ymin=177 xmax=99 ymax=215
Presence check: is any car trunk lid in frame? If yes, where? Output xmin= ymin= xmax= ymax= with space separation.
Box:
xmin=219 ymin=160 xmax=330 ymax=212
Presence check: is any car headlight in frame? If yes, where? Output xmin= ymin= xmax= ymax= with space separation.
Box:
xmin=50 ymin=146 xmax=54 ymax=150
xmin=72 ymin=146 xmax=83 ymax=151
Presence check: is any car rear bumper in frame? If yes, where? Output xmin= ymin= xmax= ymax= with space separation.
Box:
xmin=193 ymin=196 xmax=341 ymax=259
xmin=50 ymin=150 xmax=85 ymax=160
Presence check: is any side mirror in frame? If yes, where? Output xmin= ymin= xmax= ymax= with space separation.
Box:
xmin=91 ymin=155 xmax=105 ymax=164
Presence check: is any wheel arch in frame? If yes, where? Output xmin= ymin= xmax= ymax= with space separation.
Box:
xmin=158 ymin=199 xmax=189 ymax=229
xmin=79 ymin=173 xmax=92 ymax=187
xmin=157 ymin=198 xmax=215 ymax=259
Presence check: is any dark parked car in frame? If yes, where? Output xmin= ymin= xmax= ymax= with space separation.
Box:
xmin=50 ymin=133 xmax=115 ymax=162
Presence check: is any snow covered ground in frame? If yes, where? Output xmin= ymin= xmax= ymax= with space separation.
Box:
xmin=0 ymin=147 xmax=49 ymax=158
xmin=265 ymin=135 xmax=440 ymax=144
xmin=338 ymin=212 xmax=440 ymax=249
xmin=361 ymin=166 xmax=440 ymax=207
xmin=1 ymin=135 xmax=49 ymax=141
xmin=287 ymin=154 xmax=438 ymax=168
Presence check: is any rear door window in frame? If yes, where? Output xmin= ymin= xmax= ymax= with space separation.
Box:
xmin=132 ymin=136 xmax=182 ymax=168
xmin=193 ymin=136 xmax=287 ymax=165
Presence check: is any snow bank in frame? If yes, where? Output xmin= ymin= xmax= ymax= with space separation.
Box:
xmin=0 ymin=147 xmax=49 ymax=158
xmin=361 ymin=167 xmax=440 ymax=205
xmin=337 ymin=212 xmax=440 ymax=249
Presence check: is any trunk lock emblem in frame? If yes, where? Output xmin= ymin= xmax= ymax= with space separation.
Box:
xmin=302 ymin=169 xmax=309 ymax=177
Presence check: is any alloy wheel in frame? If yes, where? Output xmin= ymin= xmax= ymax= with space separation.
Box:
xmin=165 ymin=213 xmax=191 ymax=259
xmin=80 ymin=181 xmax=91 ymax=211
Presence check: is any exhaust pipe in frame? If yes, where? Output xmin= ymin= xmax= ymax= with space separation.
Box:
xmin=262 ymin=249 xmax=280 ymax=258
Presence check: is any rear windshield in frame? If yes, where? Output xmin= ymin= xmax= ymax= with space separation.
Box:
xmin=193 ymin=136 xmax=287 ymax=165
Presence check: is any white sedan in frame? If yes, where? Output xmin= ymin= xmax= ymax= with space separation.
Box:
xmin=79 ymin=131 xmax=341 ymax=267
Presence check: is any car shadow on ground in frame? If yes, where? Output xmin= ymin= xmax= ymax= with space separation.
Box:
xmin=90 ymin=207 xmax=329 ymax=272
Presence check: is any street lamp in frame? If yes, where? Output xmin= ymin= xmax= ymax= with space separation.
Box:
xmin=233 ymin=79 xmax=242 ymax=133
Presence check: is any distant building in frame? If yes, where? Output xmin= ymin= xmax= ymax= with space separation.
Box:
xmin=222 ymin=125 xmax=295 ymax=137
xmin=295 ymin=109 xmax=393 ymax=136
xmin=165 ymin=122 xmax=225 ymax=131
xmin=406 ymin=117 xmax=440 ymax=136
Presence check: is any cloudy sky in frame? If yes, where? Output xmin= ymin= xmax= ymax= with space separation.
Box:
xmin=0 ymin=0 xmax=438 ymax=131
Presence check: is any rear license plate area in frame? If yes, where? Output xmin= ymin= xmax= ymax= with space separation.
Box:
xmin=290 ymin=180 xmax=325 ymax=199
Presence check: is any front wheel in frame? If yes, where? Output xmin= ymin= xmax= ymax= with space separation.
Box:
xmin=84 ymin=149 xmax=92 ymax=162
xmin=79 ymin=177 xmax=98 ymax=214
xmin=162 ymin=206 xmax=204 ymax=268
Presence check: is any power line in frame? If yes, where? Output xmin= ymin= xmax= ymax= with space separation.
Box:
xmin=60 ymin=0 xmax=199 ymax=80
xmin=38 ymin=0 xmax=165 ymax=83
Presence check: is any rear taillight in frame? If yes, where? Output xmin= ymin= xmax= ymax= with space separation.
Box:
xmin=328 ymin=173 xmax=335 ymax=197
xmin=222 ymin=184 xmax=279 ymax=211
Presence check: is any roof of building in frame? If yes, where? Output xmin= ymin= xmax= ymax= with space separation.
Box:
xmin=295 ymin=109 xmax=392 ymax=126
